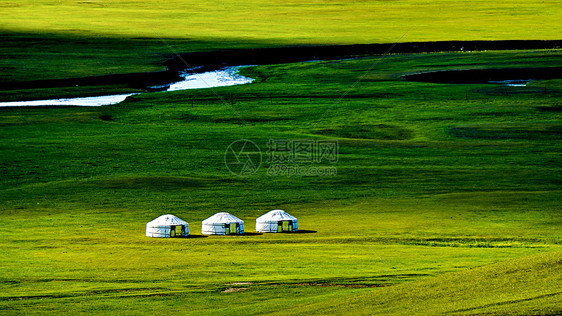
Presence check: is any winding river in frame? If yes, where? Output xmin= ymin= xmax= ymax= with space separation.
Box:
xmin=2 ymin=39 xmax=561 ymax=107
xmin=0 ymin=66 xmax=254 ymax=107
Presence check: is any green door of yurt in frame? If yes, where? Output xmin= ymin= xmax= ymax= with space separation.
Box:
xmin=230 ymin=223 xmax=238 ymax=234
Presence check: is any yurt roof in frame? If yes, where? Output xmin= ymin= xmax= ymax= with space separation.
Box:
xmin=202 ymin=212 xmax=243 ymax=224
xmin=147 ymin=214 xmax=188 ymax=227
xmin=256 ymin=209 xmax=297 ymax=222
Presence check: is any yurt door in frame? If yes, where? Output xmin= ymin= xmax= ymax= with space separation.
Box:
xmin=224 ymin=224 xmax=230 ymax=235
xmin=278 ymin=221 xmax=289 ymax=232
xmin=230 ymin=223 xmax=238 ymax=234
xmin=170 ymin=225 xmax=183 ymax=237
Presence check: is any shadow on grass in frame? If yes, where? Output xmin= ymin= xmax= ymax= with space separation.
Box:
xmin=293 ymin=230 xmax=317 ymax=234
xmin=241 ymin=232 xmax=263 ymax=236
xmin=184 ymin=234 xmax=208 ymax=239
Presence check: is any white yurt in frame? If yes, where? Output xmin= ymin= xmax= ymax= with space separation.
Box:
xmin=146 ymin=214 xmax=189 ymax=238
xmin=255 ymin=209 xmax=298 ymax=233
xmin=201 ymin=212 xmax=244 ymax=235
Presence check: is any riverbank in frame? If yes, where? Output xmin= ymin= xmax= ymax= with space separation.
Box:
xmin=0 ymin=66 xmax=254 ymax=107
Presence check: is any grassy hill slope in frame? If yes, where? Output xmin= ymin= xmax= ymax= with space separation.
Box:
xmin=1 ymin=0 xmax=561 ymax=83
xmin=281 ymin=250 xmax=562 ymax=315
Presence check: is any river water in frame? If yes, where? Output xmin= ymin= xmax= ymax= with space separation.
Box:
xmin=0 ymin=66 xmax=254 ymax=107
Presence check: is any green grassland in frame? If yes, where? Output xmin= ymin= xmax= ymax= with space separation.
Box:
xmin=5 ymin=0 xmax=561 ymax=41
xmin=1 ymin=0 xmax=562 ymax=83
xmin=1 ymin=50 xmax=561 ymax=314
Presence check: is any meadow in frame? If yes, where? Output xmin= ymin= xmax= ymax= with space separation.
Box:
xmin=0 ymin=49 xmax=561 ymax=314
xmin=1 ymin=0 xmax=562 ymax=313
